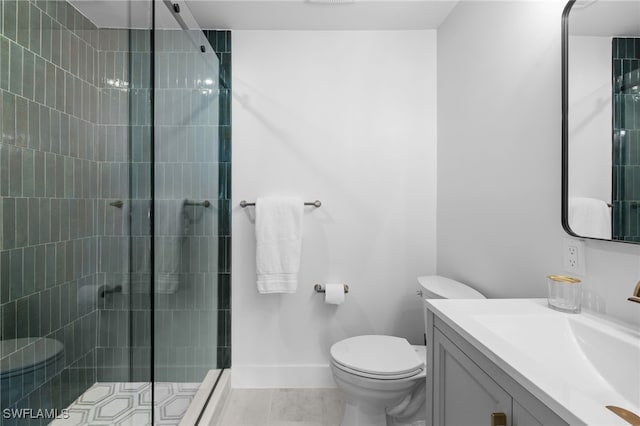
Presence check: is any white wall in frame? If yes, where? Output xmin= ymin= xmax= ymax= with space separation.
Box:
xmin=568 ymin=36 xmax=611 ymax=202
xmin=232 ymin=30 xmax=438 ymax=387
xmin=437 ymin=2 xmax=640 ymax=327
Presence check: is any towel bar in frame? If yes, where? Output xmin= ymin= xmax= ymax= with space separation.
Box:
xmin=240 ymin=200 xmax=321 ymax=208
xmin=314 ymin=284 xmax=349 ymax=294
xmin=184 ymin=199 xmax=211 ymax=208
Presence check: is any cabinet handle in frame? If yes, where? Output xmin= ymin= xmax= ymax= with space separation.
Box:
xmin=491 ymin=412 xmax=507 ymax=426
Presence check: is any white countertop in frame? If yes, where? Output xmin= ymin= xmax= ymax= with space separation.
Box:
xmin=425 ymin=298 xmax=640 ymax=426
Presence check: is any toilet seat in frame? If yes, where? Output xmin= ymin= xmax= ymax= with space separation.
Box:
xmin=331 ymin=359 xmax=424 ymax=380
xmin=330 ymin=335 xmax=424 ymax=379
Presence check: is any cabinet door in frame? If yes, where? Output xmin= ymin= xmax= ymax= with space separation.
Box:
xmin=512 ymin=396 xmax=569 ymax=426
xmin=433 ymin=329 xmax=512 ymax=426
xmin=513 ymin=400 xmax=544 ymax=426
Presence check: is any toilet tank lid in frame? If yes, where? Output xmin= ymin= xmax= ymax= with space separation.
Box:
xmin=417 ymin=275 xmax=486 ymax=299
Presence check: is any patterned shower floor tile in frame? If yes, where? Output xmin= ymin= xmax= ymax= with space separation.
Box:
xmin=50 ymin=382 xmax=200 ymax=426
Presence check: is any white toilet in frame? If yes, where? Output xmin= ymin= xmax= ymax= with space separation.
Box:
xmin=329 ymin=275 xmax=486 ymax=426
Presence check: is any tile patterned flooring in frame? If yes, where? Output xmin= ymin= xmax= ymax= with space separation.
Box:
xmin=49 ymin=382 xmax=200 ymax=426
xmin=217 ymin=389 xmax=345 ymax=426
xmin=48 ymin=384 xmax=345 ymax=426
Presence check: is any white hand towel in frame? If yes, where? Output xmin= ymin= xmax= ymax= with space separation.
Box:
xmin=568 ymin=197 xmax=611 ymax=239
xmin=155 ymin=199 xmax=186 ymax=294
xmin=255 ymin=196 xmax=304 ymax=293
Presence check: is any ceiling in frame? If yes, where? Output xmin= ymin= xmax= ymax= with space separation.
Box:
xmin=69 ymin=0 xmax=460 ymax=30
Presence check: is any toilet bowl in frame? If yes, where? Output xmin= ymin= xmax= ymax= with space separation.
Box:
xmin=330 ymin=275 xmax=485 ymax=426
xmin=0 ymin=337 xmax=65 ymax=408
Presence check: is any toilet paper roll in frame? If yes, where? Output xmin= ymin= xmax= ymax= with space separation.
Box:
xmin=324 ymin=284 xmax=345 ymax=305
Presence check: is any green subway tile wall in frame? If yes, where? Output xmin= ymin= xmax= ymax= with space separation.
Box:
xmin=93 ymin=27 xmax=152 ymax=385
xmin=150 ymin=28 xmax=231 ymax=382
xmin=0 ymin=0 xmax=103 ymax=422
xmin=612 ymin=37 xmax=640 ymax=242
xmin=205 ymin=29 xmax=231 ymax=369
xmin=96 ymin=28 xmax=232 ymax=382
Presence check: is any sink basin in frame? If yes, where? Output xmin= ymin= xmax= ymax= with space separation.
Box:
xmin=473 ymin=313 xmax=640 ymax=409
xmin=425 ymin=298 xmax=640 ymax=425
xmin=570 ymin=318 xmax=639 ymax=407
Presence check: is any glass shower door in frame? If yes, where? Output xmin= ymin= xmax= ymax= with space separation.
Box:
xmin=152 ymin=1 xmax=222 ymax=419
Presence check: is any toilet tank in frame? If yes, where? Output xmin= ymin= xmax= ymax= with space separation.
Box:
xmin=417 ymin=275 xmax=486 ymax=299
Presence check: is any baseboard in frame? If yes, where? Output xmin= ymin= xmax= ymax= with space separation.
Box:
xmin=231 ymin=364 xmax=337 ymax=389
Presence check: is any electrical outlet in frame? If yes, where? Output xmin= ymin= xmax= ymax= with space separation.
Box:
xmin=563 ymin=238 xmax=586 ymax=276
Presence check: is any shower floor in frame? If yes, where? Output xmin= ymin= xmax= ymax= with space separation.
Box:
xmin=49 ymin=382 xmax=200 ymax=426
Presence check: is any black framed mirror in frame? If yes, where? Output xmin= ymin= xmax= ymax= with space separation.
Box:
xmin=562 ymin=0 xmax=640 ymax=244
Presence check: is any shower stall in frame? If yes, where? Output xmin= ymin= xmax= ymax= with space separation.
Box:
xmin=0 ymin=0 xmax=231 ymax=424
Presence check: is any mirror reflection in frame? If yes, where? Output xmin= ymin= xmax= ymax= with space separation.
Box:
xmin=563 ymin=0 xmax=640 ymax=243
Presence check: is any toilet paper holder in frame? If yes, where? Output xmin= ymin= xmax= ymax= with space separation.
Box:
xmin=314 ymin=284 xmax=349 ymax=294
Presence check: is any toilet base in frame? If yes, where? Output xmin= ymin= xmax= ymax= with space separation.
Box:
xmin=392 ymin=420 xmax=426 ymax=426
xmin=340 ymin=404 xmax=426 ymax=426
xmin=341 ymin=400 xmax=388 ymax=426
xmin=334 ymin=368 xmax=426 ymax=426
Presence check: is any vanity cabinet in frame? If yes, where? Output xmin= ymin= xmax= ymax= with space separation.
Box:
xmin=426 ymin=310 xmax=569 ymax=426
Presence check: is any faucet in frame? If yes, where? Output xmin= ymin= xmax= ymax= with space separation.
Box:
xmin=628 ymin=281 xmax=640 ymax=304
